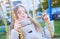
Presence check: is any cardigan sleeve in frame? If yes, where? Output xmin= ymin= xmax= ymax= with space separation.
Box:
xmin=9 ymin=29 xmax=19 ymax=39
xmin=43 ymin=21 xmax=54 ymax=39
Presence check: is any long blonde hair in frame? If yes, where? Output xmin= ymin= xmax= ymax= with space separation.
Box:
xmin=10 ymin=4 xmax=43 ymax=32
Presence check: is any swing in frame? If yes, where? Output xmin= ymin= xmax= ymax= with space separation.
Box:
xmin=0 ymin=1 xmax=9 ymax=39
xmin=10 ymin=0 xmax=53 ymax=39
xmin=0 ymin=0 xmax=53 ymax=39
xmin=32 ymin=0 xmax=53 ymax=38
xmin=39 ymin=0 xmax=53 ymax=38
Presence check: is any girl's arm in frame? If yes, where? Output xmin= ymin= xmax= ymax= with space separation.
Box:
xmin=43 ymin=21 xmax=54 ymax=39
xmin=43 ymin=13 xmax=54 ymax=39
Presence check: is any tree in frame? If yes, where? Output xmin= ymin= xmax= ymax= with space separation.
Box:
xmin=52 ymin=0 xmax=60 ymax=8
xmin=37 ymin=0 xmax=60 ymax=12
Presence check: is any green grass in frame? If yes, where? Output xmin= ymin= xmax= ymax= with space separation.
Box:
xmin=0 ymin=20 xmax=4 ymax=26
xmin=0 ymin=33 xmax=6 ymax=39
xmin=40 ymin=22 xmax=45 ymax=27
xmin=54 ymin=20 xmax=60 ymax=35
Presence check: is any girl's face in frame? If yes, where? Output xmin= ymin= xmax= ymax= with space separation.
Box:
xmin=17 ymin=6 xmax=28 ymax=20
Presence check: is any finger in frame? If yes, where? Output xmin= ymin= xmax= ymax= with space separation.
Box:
xmin=17 ymin=19 xmax=21 ymax=21
xmin=15 ymin=20 xmax=21 ymax=24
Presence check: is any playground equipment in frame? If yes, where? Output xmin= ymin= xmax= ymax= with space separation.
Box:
xmin=32 ymin=0 xmax=53 ymax=38
xmin=0 ymin=0 xmax=54 ymax=39
xmin=0 ymin=1 xmax=8 ymax=39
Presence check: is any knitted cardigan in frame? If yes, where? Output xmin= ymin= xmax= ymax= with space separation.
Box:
xmin=9 ymin=18 xmax=54 ymax=39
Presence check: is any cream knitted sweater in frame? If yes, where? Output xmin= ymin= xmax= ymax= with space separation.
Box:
xmin=9 ymin=19 xmax=54 ymax=39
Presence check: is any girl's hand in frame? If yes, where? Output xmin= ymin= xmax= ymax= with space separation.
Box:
xmin=14 ymin=19 xmax=22 ymax=31
xmin=42 ymin=13 xmax=49 ymax=21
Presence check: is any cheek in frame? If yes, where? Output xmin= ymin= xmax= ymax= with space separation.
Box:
xmin=25 ymin=14 xmax=28 ymax=18
xmin=17 ymin=14 xmax=21 ymax=19
xmin=17 ymin=14 xmax=19 ymax=17
xmin=17 ymin=13 xmax=28 ymax=19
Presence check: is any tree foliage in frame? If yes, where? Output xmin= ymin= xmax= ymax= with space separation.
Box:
xmin=37 ymin=0 xmax=60 ymax=12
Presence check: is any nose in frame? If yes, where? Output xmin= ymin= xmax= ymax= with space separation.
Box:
xmin=21 ymin=13 xmax=25 ymax=17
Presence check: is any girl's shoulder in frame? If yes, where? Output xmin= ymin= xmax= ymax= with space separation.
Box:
xmin=11 ymin=29 xmax=19 ymax=36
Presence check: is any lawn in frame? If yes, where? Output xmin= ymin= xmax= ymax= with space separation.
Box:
xmin=0 ymin=33 xmax=6 ymax=39
xmin=54 ymin=20 xmax=60 ymax=35
xmin=0 ymin=20 xmax=60 ymax=39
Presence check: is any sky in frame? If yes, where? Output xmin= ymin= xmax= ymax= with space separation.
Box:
xmin=10 ymin=0 xmax=40 ymax=11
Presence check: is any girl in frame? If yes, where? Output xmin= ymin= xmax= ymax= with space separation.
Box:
xmin=9 ymin=4 xmax=54 ymax=39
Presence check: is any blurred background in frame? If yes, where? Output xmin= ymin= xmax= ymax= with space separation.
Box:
xmin=0 ymin=0 xmax=60 ymax=39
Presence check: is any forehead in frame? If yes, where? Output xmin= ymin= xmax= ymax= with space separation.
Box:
xmin=18 ymin=6 xmax=25 ymax=10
